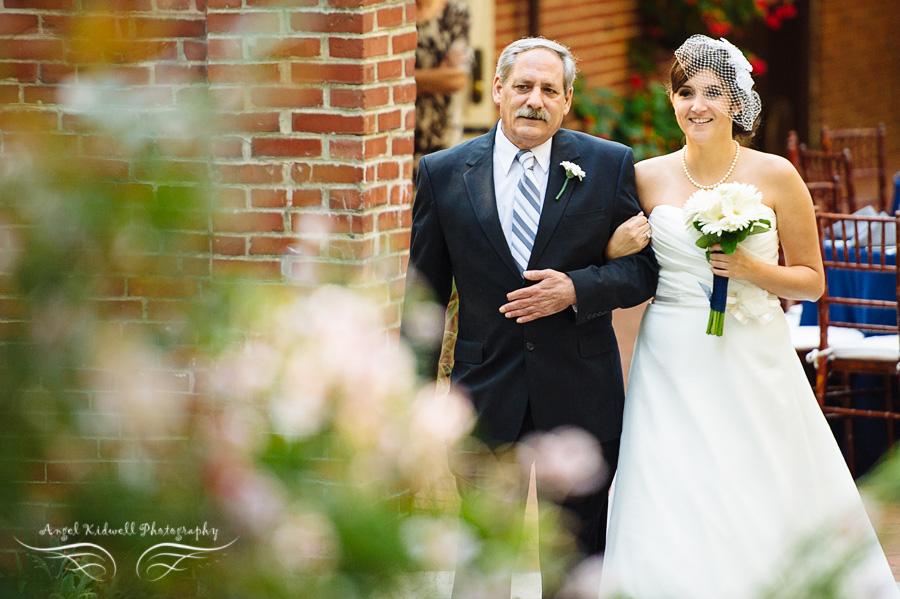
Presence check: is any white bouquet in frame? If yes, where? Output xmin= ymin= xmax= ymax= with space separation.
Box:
xmin=683 ymin=182 xmax=771 ymax=335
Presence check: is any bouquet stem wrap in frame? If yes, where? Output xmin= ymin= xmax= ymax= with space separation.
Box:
xmin=707 ymin=272 xmax=729 ymax=336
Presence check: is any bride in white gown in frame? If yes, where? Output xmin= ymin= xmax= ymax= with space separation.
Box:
xmin=598 ymin=35 xmax=900 ymax=598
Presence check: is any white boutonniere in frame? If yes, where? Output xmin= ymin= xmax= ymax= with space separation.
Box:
xmin=556 ymin=161 xmax=586 ymax=200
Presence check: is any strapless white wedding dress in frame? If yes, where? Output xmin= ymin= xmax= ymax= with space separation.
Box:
xmin=599 ymin=204 xmax=900 ymax=598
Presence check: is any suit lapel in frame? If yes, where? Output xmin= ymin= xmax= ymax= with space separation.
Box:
xmin=463 ymin=125 xmax=522 ymax=278
xmin=529 ymin=129 xmax=581 ymax=268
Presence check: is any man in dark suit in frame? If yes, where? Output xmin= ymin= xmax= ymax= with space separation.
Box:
xmin=402 ymin=37 xmax=658 ymax=598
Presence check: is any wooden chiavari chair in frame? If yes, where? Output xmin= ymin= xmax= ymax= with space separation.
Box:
xmin=808 ymin=211 xmax=900 ymax=475
xmin=786 ymin=129 xmax=801 ymax=172
xmin=798 ymin=145 xmax=857 ymax=213
xmin=822 ymin=123 xmax=888 ymax=212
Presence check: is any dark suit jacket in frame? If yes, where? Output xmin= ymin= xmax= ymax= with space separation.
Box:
xmin=402 ymin=124 xmax=658 ymax=444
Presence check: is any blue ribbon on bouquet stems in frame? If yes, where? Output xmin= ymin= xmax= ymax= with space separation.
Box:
xmin=707 ymin=270 xmax=729 ymax=336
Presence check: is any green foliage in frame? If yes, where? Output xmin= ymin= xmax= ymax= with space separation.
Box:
xmin=860 ymin=444 xmax=900 ymax=504
xmin=694 ymin=218 xmax=772 ymax=256
xmin=571 ymin=79 xmax=683 ymax=161
xmin=2 ymin=549 xmax=102 ymax=599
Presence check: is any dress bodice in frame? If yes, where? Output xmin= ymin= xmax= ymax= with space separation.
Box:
xmin=648 ymin=202 xmax=781 ymax=320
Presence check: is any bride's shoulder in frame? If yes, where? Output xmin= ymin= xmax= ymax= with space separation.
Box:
xmin=742 ymin=147 xmax=799 ymax=181
xmin=635 ymin=152 xmax=679 ymax=183
xmin=740 ymin=147 xmax=809 ymax=208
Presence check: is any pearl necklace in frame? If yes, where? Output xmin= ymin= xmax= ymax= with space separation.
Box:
xmin=681 ymin=140 xmax=740 ymax=190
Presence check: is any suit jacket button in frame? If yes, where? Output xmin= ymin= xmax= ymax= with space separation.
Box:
xmin=525 ymin=342 xmax=535 ymax=351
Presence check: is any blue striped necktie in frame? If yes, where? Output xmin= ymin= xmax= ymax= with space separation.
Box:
xmin=511 ymin=149 xmax=542 ymax=274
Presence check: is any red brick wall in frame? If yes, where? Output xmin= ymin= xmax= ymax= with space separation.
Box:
xmin=810 ymin=0 xmax=900 ymax=174
xmin=494 ymin=0 xmax=642 ymax=92
xmin=0 ymin=0 xmax=415 ymax=320
xmin=495 ymin=0 xmax=529 ymax=51
xmin=0 ymin=0 xmax=416 ymax=512
xmin=206 ymin=0 xmax=416 ymax=328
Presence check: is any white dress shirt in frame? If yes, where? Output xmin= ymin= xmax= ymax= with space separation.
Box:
xmin=493 ymin=122 xmax=554 ymax=253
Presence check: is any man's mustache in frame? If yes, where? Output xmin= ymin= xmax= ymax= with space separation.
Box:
xmin=515 ymin=107 xmax=550 ymax=122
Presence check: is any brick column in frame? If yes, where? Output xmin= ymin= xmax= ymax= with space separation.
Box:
xmin=207 ymin=0 xmax=417 ymax=327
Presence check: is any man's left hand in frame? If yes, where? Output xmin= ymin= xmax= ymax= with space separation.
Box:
xmin=500 ymin=269 xmax=577 ymax=323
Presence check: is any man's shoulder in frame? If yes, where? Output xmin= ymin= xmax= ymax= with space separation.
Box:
xmin=420 ymin=133 xmax=491 ymax=171
xmin=559 ymin=128 xmax=632 ymax=158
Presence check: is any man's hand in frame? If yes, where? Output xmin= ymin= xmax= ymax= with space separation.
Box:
xmin=499 ymin=269 xmax=577 ymax=323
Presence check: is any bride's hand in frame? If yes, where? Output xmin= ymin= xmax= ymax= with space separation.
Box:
xmin=604 ymin=212 xmax=651 ymax=260
xmin=708 ymin=244 xmax=755 ymax=280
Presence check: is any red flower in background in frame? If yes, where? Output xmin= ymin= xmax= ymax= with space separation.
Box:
xmin=765 ymin=14 xmax=782 ymax=28
xmin=748 ymin=55 xmax=768 ymax=76
xmin=629 ymin=75 xmax=644 ymax=91
xmin=778 ymin=3 xmax=798 ymax=19
xmin=707 ymin=20 xmax=732 ymax=36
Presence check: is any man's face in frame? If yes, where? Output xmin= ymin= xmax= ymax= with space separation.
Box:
xmin=493 ymin=48 xmax=573 ymax=150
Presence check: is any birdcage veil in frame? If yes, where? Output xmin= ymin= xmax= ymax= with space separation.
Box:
xmin=674 ymin=35 xmax=762 ymax=133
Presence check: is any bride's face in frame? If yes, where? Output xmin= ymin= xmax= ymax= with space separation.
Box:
xmin=671 ymin=71 xmax=737 ymax=142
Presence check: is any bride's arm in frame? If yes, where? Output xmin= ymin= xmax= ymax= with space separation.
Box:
xmin=604 ymin=158 xmax=658 ymax=260
xmin=604 ymin=212 xmax=651 ymax=260
xmin=708 ymin=155 xmax=825 ymax=302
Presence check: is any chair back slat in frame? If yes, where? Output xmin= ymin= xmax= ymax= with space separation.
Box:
xmin=800 ymin=146 xmax=857 ymax=213
xmin=821 ymin=123 xmax=888 ymax=212
xmin=786 ymin=130 xmax=801 ymax=172
xmin=807 ymin=175 xmax=842 ymax=213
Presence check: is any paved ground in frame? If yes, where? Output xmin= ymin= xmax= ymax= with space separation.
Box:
xmin=877 ymin=501 xmax=900 ymax=579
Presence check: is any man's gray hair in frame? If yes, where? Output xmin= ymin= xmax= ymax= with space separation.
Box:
xmin=495 ymin=37 xmax=578 ymax=94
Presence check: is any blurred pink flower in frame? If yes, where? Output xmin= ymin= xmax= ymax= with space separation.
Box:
xmin=272 ymin=352 xmax=330 ymax=440
xmin=89 ymin=331 xmax=187 ymax=442
xmin=518 ymin=427 xmax=607 ymax=499
xmin=211 ymin=340 xmax=281 ymax=399
xmin=557 ymin=555 xmax=604 ymax=599
xmin=410 ymin=386 xmax=475 ymax=446
xmin=201 ymin=407 xmax=267 ymax=456
xmin=402 ymin=516 xmax=478 ymax=570
xmin=271 ymin=508 xmax=338 ymax=573
xmin=399 ymin=299 xmax=446 ymax=349
xmin=208 ymin=458 xmax=286 ymax=536
xmin=402 ymin=386 xmax=475 ymax=480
